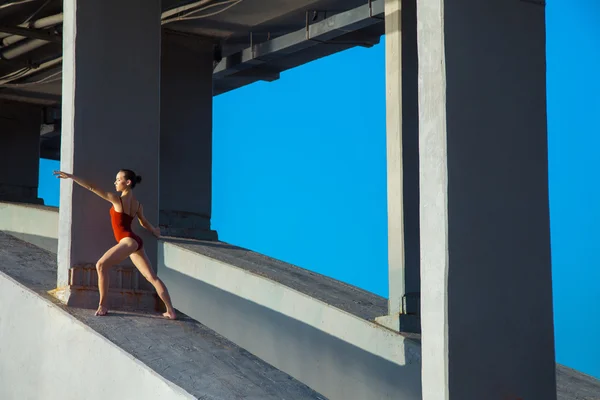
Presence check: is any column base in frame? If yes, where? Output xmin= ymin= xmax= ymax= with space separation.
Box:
xmin=49 ymin=264 xmax=164 ymax=312
xmin=375 ymin=313 xmax=421 ymax=334
xmin=160 ymin=209 xmax=218 ymax=241
xmin=375 ymin=292 xmax=421 ymax=334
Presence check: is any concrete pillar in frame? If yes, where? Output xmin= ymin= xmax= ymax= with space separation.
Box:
xmin=57 ymin=0 xmax=161 ymax=307
xmin=376 ymin=0 xmax=421 ymax=333
xmin=0 ymin=101 xmax=43 ymax=205
xmin=159 ymin=30 xmax=217 ymax=241
xmin=417 ymin=0 xmax=556 ymax=399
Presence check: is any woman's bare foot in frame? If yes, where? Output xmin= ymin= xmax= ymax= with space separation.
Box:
xmin=95 ymin=305 xmax=108 ymax=316
xmin=162 ymin=309 xmax=177 ymax=320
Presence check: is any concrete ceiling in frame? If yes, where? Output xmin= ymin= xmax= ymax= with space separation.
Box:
xmin=0 ymin=0 xmax=384 ymax=159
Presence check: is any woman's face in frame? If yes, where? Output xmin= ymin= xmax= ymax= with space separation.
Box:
xmin=114 ymin=172 xmax=129 ymax=192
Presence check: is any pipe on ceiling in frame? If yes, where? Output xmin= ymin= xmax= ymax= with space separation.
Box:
xmin=0 ymin=56 xmax=62 ymax=85
xmin=1 ymin=12 xmax=63 ymax=47
xmin=0 ymin=38 xmax=49 ymax=59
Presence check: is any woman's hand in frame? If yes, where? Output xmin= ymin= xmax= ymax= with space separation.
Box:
xmin=153 ymin=227 xmax=161 ymax=238
xmin=53 ymin=170 xmax=72 ymax=179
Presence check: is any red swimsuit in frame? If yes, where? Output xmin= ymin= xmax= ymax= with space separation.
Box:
xmin=110 ymin=197 xmax=143 ymax=251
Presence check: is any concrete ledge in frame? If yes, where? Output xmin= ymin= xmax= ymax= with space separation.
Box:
xmin=159 ymin=238 xmax=423 ymax=400
xmin=0 ymin=201 xmax=58 ymax=253
xmin=159 ymin=209 xmax=219 ymax=240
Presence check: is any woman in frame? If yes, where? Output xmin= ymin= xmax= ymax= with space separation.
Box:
xmin=53 ymin=169 xmax=177 ymax=319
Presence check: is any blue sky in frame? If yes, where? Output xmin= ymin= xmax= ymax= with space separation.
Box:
xmin=39 ymin=0 xmax=599 ymax=380
xmin=546 ymin=0 xmax=600 ymax=380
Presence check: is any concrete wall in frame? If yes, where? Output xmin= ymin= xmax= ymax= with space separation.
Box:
xmin=0 ymin=272 xmax=194 ymax=400
xmin=158 ymin=241 xmax=422 ymax=400
xmin=0 ymin=202 xmax=58 ymax=253
xmin=0 ymin=101 xmax=42 ymax=204
xmin=417 ymin=0 xmax=556 ymax=398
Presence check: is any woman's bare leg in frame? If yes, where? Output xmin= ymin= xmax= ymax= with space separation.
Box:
xmin=130 ymin=248 xmax=177 ymax=319
xmin=95 ymin=240 xmax=137 ymax=316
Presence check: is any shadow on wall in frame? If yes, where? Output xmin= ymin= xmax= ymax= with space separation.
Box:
xmin=158 ymin=254 xmax=422 ymax=400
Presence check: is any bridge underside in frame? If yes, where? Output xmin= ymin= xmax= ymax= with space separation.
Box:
xmin=0 ymin=0 xmax=385 ymax=161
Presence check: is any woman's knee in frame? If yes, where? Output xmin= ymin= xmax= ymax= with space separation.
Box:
xmin=96 ymin=260 xmax=107 ymax=273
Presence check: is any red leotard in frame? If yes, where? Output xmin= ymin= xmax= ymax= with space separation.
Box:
xmin=110 ymin=197 xmax=143 ymax=251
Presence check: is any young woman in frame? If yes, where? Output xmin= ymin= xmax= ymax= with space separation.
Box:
xmin=53 ymin=169 xmax=177 ymax=319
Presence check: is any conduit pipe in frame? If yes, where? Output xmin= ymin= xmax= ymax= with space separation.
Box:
xmin=0 ymin=0 xmax=221 ymax=60
xmin=1 ymin=13 xmax=63 ymax=47
xmin=0 ymin=56 xmax=62 ymax=85
xmin=1 ymin=38 xmax=49 ymax=59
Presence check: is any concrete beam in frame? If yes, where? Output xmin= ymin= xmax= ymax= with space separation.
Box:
xmin=213 ymin=0 xmax=384 ymax=80
xmin=0 ymin=25 xmax=62 ymax=43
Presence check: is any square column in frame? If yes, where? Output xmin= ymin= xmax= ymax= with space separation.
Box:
xmin=417 ymin=0 xmax=556 ymax=399
xmin=0 ymin=101 xmax=43 ymax=205
xmin=159 ymin=30 xmax=217 ymax=241
xmin=56 ymin=0 xmax=162 ymax=308
xmin=376 ymin=0 xmax=421 ymax=333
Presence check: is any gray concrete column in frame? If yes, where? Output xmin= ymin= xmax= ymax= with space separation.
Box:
xmin=0 ymin=101 xmax=43 ymax=205
xmin=159 ymin=30 xmax=217 ymax=241
xmin=376 ymin=0 xmax=421 ymax=334
xmin=57 ymin=0 xmax=161 ymax=304
xmin=417 ymin=0 xmax=556 ymax=399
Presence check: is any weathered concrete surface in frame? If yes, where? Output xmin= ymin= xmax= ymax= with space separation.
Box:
xmin=557 ymin=365 xmax=600 ymax=400
xmin=417 ymin=0 xmax=555 ymax=399
xmin=0 ymin=232 xmax=325 ymax=400
xmin=159 ymin=237 xmax=423 ymax=400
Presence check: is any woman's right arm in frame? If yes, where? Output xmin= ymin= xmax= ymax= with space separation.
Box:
xmin=53 ymin=170 xmax=118 ymax=204
xmin=136 ymin=203 xmax=161 ymax=238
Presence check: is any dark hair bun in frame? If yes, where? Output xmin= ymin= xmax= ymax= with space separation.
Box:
xmin=135 ymin=175 xmax=142 ymax=184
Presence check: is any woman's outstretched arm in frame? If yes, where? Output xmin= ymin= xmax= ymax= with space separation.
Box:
xmin=136 ymin=203 xmax=161 ymax=238
xmin=53 ymin=170 xmax=118 ymax=204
